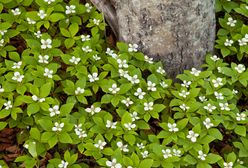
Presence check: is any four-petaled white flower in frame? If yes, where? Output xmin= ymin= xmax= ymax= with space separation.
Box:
xmin=117 ymin=141 xmax=129 ymax=152
xmin=106 ymin=158 xmax=122 ymax=168
xmin=85 ymin=105 xmax=101 ymax=115
xmin=199 ymin=96 xmax=207 ymax=102
xmin=119 ymin=69 xmax=129 ymax=78
xmin=49 ymin=105 xmax=60 ymax=117
xmin=81 ymin=34 xmax=90 ymax=41
xmin=117 ymin=59 xmax=128 ymax=68
xmin=203 ymin=118 xmax=214 ymax=129
xmin=0 ymin=39 xmax=4 ymax=46
xmin=137 ymin=143 xmax=145 ymax=149
xmin=38 ymin=10 xmax=47 ymax=19
xmin=134 ymin=88 xmax=146 ymax=99
xmin=74 ymin=124 xmax=87 ymax=138
xmin=214 ymin=91 xmax=224 ymax=100
xmin=179 ymin=104 xmax=189 ymax=111
xmin=94 ymin=140 xmax=107 ymax=150
xmin=52 ymin=122 xmax=64 ymax=132
xmin=162 ymin=149 xmax=172 ymax=159
xmin=212 ymin=78 xmax=223 ymax=87
xmin=236 ymin=113 xmax=246 ymax=121
xmin=237 ymin=159 xmax=244 ymax=165
xmin=238 ymin=38 xmax=247 ymax=46
xmin=223 ymin=162 xmax=233 ymax=168
xmin=65 ymin=5 xmax=76 ymax=14
xmin=85 ymin=3 xmax=93 ymax=13
xmin=44 ymin=68 xmax=53 ymax=78
xmin=88 ymin=73 xmax=99 ymax=82
xmin=34 ymin=31 xmax=42 ymax=38
xmin=168 ymin=123 xmax=179 ymax=132
xmin=93 ymin=55 xmax=101 ymax=60
xmin=233 ymin=89 xmax=238 ymax=95
xmin=4 ymin=101 xmax=12 ymax=110
xmin=93 ymin=18 xmax=100 ymax=25
xmin=0 ymin=85 xmax=4 ymax=93
xmin=141 ymin=151 xmax=149 ymax=158
xmin=219 ymin=102 xmax=230 ymax=111
xmin=187 ymin=130 xmax=199 ymax=142
xmin=224 ymin=39 xmax=233 ymax=46
xmin=58 ymin=160 xmax=68 ymax=168
xmin=147 ymin=81 xmax=156 ymax=91
xmin=44 ymin=0 xmax=55 ymax=4
xmin=12 ymin=61 xmax=22 ymax=69
xmin=160 ymin=81 xmax=168 ymax=88
xmin=127 ymin=75 xmax=140 ymax=84
xmin=124 ymin=122 xmax=136 ymax=130
xmin=198 ymin=150 xmax=207 ymax=160
xmin=235 ymin=64 xmax=245 ymax=73
xmin=106 ymin=48 xmax=118 ymax=58
xmin=130 ymin=112 xmax=139 ymax=121
xmin=181 ymin=80 xmax=191 ymax=88
xmin=41 ymin=39 xmax=52 ymax=49
xmin=32 ymin=95 xmax=45 ymax=102
xmin=106 ymin=120 xmax=117 ymax=129
xmin=75 ymin=87 xmax=85 ymax=95
xmin=203 ymin=103 xmax=216 ymax=112
xmin=69 ymin=56 xmax=81 ymax=65
xmin=27 ymin=18 xmax=36 ymax=24
xmin=179 ymin=90 xmax=190 ymax=98
xmin=38 ymin=55 xmax=49 ymax=64
xmin=210 ymin=55 xmax=220 ymax=61
xmin=0 ymin=30 xmax=7 ymax=36
xmin=227 ymin=17 xmax=237 ymax=27
xmin=12 ymin=72 xmax=24 ymax=82
xmin=190 ymin=68 xmax=201 ymax=76
xmin=144 ymin=102 xmax=154 ymax=111
xmin=172 ymin=149 xmax=181 ymax=157
xmin=11 ymin=8 xmax=21 ymax=15
xmin=156 ymin=67 xmax=165 ymax=75
xmin=144 ymin=55 xmax=153 ymax=64
xmin=109 ymin=83 xmax=120 ymax=94
xmin=121 ymin=97 xmax=133 ymax=107
xmin=82 ymin=46 xmax=92 ymax=52
xmin=128 ymin=43 xmax=138 ymax=52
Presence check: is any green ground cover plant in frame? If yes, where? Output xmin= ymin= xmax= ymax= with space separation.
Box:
xmin=0 ymin=0 xmax=248 ymax=167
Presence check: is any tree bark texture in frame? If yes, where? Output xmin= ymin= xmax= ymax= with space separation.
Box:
xmin=90 ymin=0 xmax=215 ymax=78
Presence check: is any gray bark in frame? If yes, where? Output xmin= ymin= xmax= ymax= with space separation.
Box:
xmin=90 ymin=0 xmax=215 ymax=78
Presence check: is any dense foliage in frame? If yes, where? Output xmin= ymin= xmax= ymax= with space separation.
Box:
xmin=0 ymin=0 xmax=247 ymax=168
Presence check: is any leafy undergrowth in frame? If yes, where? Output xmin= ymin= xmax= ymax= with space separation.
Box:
xmin=0 ymin=0 xmax=248 ymax=168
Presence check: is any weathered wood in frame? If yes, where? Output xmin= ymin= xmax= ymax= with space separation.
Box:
xmin=90 ymin=0 xmax=215 ymax=78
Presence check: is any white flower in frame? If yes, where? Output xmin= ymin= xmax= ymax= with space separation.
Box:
xmin=179 ymin=90 xmax=190 ymax=98
xmin=134 ymin=88 xmax=146 ymax=99
xmin=212 ymin=78 xmax=223 ymax=87
xmin=244 ymin=34 xmax=248 ymax=42
xmin=4 ymin=101 xmax=12 ymax=110
xmin=214 ymin=91 xmax=224 ymax=100
xmin=127 ymin=75 xmax=140 ymax=84
xmin=85 ymin=105 xmax=101 ymax=115
xmin=238 ymin=38 xmax=247 ymax=46
xmin=93 ymin=55 xmax=101 ymax=60
xmin=52 ymin=122 xmax=64 ymax=132
xmin=88 ymin=73 xmax=99 ymax=82
xmin=118 ymin=69 xmax=129 ymax=78
xmin=179 ymin=104 xmax=189 ymax=111
xmin=117 ymin=59 xmax=128 ymax=68
xmin=0 ymin=30 xmax=7 ymax=35
xmin=24 ymin=144 xmax=29 ymax=149
xmin=94 ymin=140 xmax=107 ymax=150
xmin=128 ymin=43 xmax=138 ymax=52
xmin=217 ymin=67 xmax=222 ymax=73
xmin=168 ymin=123 xmax=179 ymax=132
xmin=117 ymin=141 xmax=129 ymax=152
xmin=44 ymin=0 xmax=55 ymax=4
xmin=27 ymin=18 xmax=36 ymax=24
xmin=141 ymin=151 xmax=149 ymax=158
xmin=144 ymin=55 xmax=153 ymax=64
xmin=12 ymin=72 xmax=24 ymax=82
xmin=58 ymin=160 xmax=68 ymax=168
xmin=34 ymin=31 xmax=42 ymax=38
xmin=223 ymin=162 xmax=233 ymax=168
xmin=172 ymin=149 xmax=181 ymax=157
xmin=236 ymin=113 xmax=246 ymax=121
xmin=147 ymin=81 xmax=156 ymax=91
xmin=190 ymin=68 xmax=201 ymax=76
xmin=93 ymin=18 xmax=100 ymax=25
xmin=160 ymin=81 xmax=168 ymax=88
xmin=130 ymin=112 xmax=139 ymax=121
xmin=109 ymin=83 xmax=120 ymax=94
xmin=237 ymin=159 xmax=244 ymax=165
xmin=11 ymin=8 xmax=21 ymax=15
xmin=85 ymin=3 xmax=93 ymax=13
xmin=106 ymin=120 xmax=117 ymax=129
xmin=81 ymin=34 xmax=90 ymax=42
xmin=43 ymin=68 xmax=53 ymax=78
xmin=235 ymin=64 xmax=245 ymax=73
xmin=49 ymin=105 xmax=60 ymax=117
xmin=199 ymin=96 xmax=207 ymax=102
xmin=181 ymin=80 xmax=191 ymax=88
xmin=75 ymin=87 xmax=85 ymax=95
xmin=106 ymin=48 xmax=118 ymax=58
xmin=203 ymin=118 xmax=214 ymax=129
xmin=210 ymin=55 xmax=220 ymax=61
xmin=233 ymin=89 xmax=238 ymax=95
xmin=12 ymin=61 xmax=22 ymax=69
xmin=74 ymin=124 xmax=87 ymax=138
xmin=144 ymin=102 xmax=154 ymax=111
xmin=156 ymin=67 xmax=165 ymax=75
xmin=0 ymin=85 xmax=4 ymax=93
xmin=203 ymin=103 xmax=216 ymax=112
xmin=82 ymin=46 xmax=92 ymax=53
xmin=162 ymin=149 xmax=172 ymax=159
xmin=187 ymin=130 xmax=199 ymax=142
xmin=124 ymin=122 xmax=136 ymax=130
xmin=198 ymin=150 xmax=207 ymax=160
xmin=137 ymin=143 xmax=145 ymax=149
xmin=38 ymin=55 xmax=49 ymax=64
xmin=32 ymin=95 xmax=45 ymax=102
xmin=224 ymin=39 xmax=233 ymax=46
xmin=227 ymin=17 xmax=237 ymax=27
xmin=0 ymin=39 xmax=4 ymax=46
xmin=69 ymin=56 xmax=81 ymax=65
xmin=106 ymin=158 xmax=122 ymax=168
xmin=65 ymin=5 xmax=76 ymax=14
xmin=41 ymin=39 xmax=52 ymax=49
xmin=219 ymin=102 xmax=230 ymax=111
xmin=38 ymin=10 xmax=47 ymax=19
xmin=121 ymin=97 xmax=133 ymax=107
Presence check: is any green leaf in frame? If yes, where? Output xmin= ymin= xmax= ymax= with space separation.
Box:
xmin=0 ymin=122 xmax=7 ymax=130
xmin=30 ymin=128 xmax=41 ymax=141
xmin=40 ymin=83 xmax=52 ymax=98
xmin=208 ymin=128 xmax=223 ymax=140
xmin=234 ymin=125 xmax=246 ymax=137
xmin=60 ymin=103 xmax=75 ymax=115
xmin=27 ymin=103 xmax=40 ymax=116
xmin=124 ymin=134 xmax=136 ymax=145
xmin=59 ymin=132 xmax=73 ymax=143
xmin=49 ymin=13 xmax=65 ymax=22
xmin=64 ymin=38 xmax=75 ymax=49
xmin=138 ymin=159 xmax=153 ymax=168
xmin=69 ymin=23 xmax=79 ymax=37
